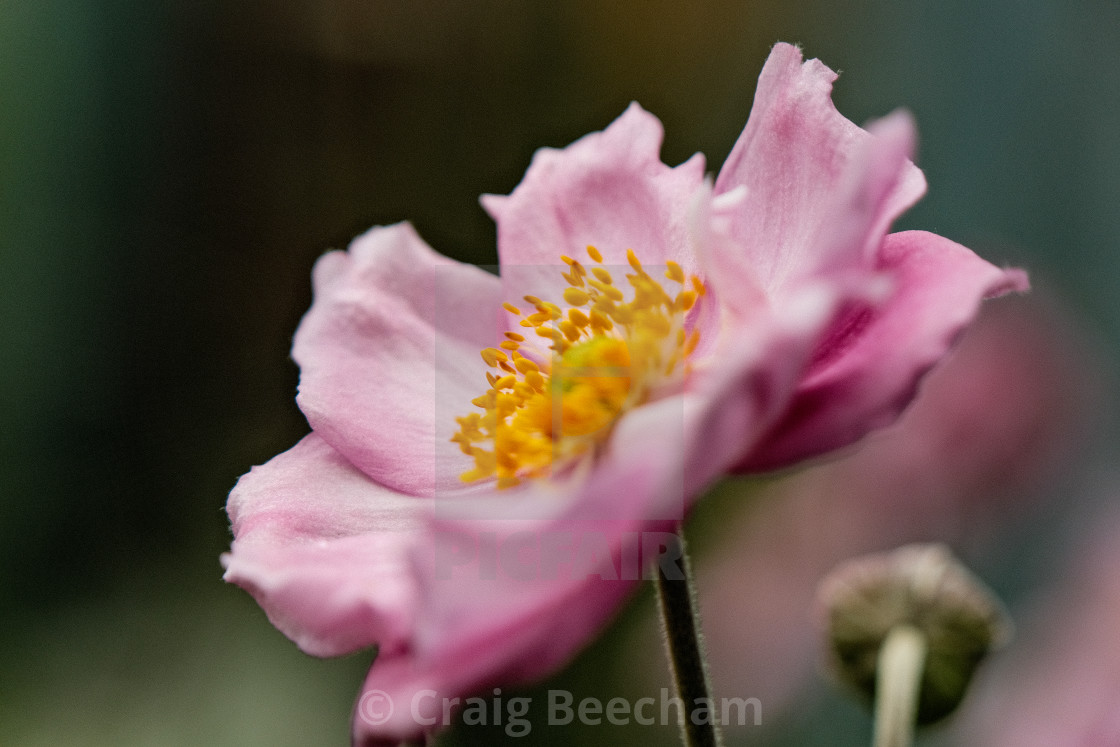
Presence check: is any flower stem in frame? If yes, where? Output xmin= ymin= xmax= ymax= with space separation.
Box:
xmin=872 ymin=625 xmax=927 ymax=747
xmin=654 ymin=530 xmax=722 ymax=747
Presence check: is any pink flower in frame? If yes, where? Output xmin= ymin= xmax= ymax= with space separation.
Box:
xmin=222 ymin=43 xmax=1025 ymax=743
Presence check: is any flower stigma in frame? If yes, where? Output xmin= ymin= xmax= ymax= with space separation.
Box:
xmin=452 ymin=246 xmax=705 ymax=488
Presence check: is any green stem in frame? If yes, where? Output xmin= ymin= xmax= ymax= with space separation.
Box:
xmin=872 ymin=625 xmax=927 ymax=747
xmin=654 ymin=529 xmax=722 ymax=747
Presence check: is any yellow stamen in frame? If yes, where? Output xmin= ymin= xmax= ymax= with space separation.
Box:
xmin=665 ymin=261 xmax=685 ymax=283
xmin=453 ymin=248 xmax=706 ymax=487
xmin=539 ymin=302 xmax=563 ymax=319
xmin=626 ymin=248 xmax=643 ymax=273
xmin=481 ymin=348 xmax=508 ymax=366
xmin=563 ymin=287 xmax=591 ymax=306
xmin=683 ymin=328 xmax=701 ymax=357
xmin=591 ymin=267 xmax=614 ymax=285
xmin=526 ymin=311 xmax=552 ymax=325
xmin=559 ymin=320 xmax=581 ymax=342
xmin=589 ymin=308 xmax=614 ymax=333
xmin=589 ymin=280 xmax=624 ymax=301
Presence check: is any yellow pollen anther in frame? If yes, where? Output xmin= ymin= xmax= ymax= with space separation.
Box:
xmin=589 ymin=280 xmax=624 ymax=301
xmin=589 ymin=309 xmax=614 ymax=332
xmin=626 ymin=248 xmax=643 ymax=273
xmin=563 ymin=270 xmax=585 ymax=287
xmin=454 ymin=246 xmax=707 ymax=488
xmin=481 ymin=348 xmax=508 ymax=366
xmin=559 ymin=320 xmax=581 ymax=342
xmin=535 ymin=326 xmax=564 ymax=341
xmin=563 ymin=287 xmax=591 ymax=306
xmin=514 ymin=357 xmax=539 ymax=374
xmin=568 ymin=308 xmax=590 ymax=328
xmin=665 ymin=261 xmax=685 ymax=283
xmin=526 ymin=311 xmax=551 ymax=325
xmin=591 ymin=267 xmax=613 ymax=284
xmin=540 ymin=302 xmax=563 ymax=319
xmin=683 ymin=328 xmax=701 ymax=357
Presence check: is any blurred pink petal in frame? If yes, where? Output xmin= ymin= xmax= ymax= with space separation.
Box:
xmin=952 ymin=506 xmax=1120 ymax=746
xmin=692 ymin=297 xmax=1095 ymax=720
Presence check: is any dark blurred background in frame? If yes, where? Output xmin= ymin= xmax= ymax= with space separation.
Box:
xmin=2 ymin=1 xmax=1118 ymax=745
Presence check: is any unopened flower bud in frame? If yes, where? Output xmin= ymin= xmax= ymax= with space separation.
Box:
xmin=817 ymin=543 xmax=1011 ymax=725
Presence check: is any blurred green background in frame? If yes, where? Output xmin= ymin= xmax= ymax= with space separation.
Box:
xmin=2 ymin=1 xmax=1118 ymax=745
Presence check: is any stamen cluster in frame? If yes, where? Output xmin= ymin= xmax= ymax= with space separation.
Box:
xmin=452 ymin=245 xmax=705 ymax=488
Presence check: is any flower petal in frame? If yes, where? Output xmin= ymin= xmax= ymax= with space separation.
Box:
xmin=350 ymin=400 xmax=695 ymax=741
xmin=351 ymin=297 xmax=834 ymax=737
xmin=711 ymin=43 xmax=926 ymax=297
xmin=412 ymin=395 xmax=698 ymax=669
xmin=738 ymin=230 xmax=1029 ymax=471
xmin=292 ymin=223 xmax=504 ymax=496
xmin=481 ymin=102 xmax=706 ymax=308
xmin=222 ymin=434 xmax=427 ymax=657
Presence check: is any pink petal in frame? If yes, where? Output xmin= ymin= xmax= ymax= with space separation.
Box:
xmin=351 ymin=608 xmax=647 ymax=745
xmin=738 ymin=230 xmax=1029 ymax=471
xmin=351 ymin=301 xmax=833 ymax=739
xmin=954 ymin=507 xmax=1120 ymax=746
xmin=412 ymin=396 xmax=697 ymax=670
xmin=711 ymin=43 xmax=926 ymax=297
xmin=222 ymin=434 xmax=427 ymax=657
xmin=349 ymin=398 xmax=697 ymax=741
xmin=292 ymin=223 xmax=505 ymax=497
xmin=482 ymin=103 xmax=706 ymax=309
